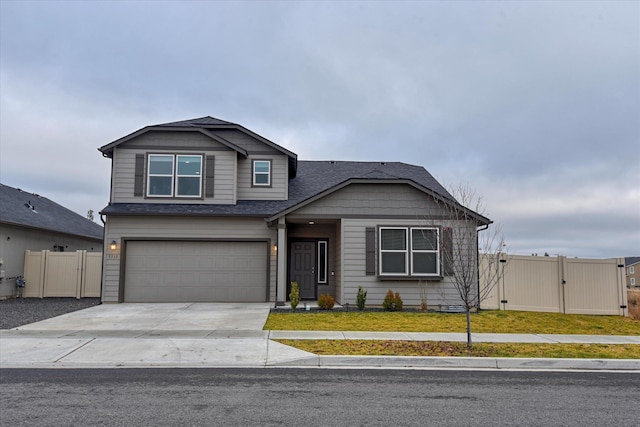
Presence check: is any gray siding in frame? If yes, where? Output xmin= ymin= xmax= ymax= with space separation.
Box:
xmin=289 ymin=184 xmax=445 ymax=218
xmin=111 ymin=131 xmax=237 ymax=204
xmin=102 ymin=216 xmax=276 ymax=302
xmin=236 ymin=155 xmax=288 ymax=200
xmin=211 ymin=129 xmax=280 ymax=153
xmin=340 ymin=218 xmax=465 ymax=308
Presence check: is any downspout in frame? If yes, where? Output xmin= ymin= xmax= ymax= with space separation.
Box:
xmin=97 ymin=148 xmax=112 ymax=305
xmin=98 ymin=213 xmax=106 ymax=304
xmin=273 ymin=226 xmax=277 ymax=308
xmin=476 ymin=223 xmax=489 ymax=312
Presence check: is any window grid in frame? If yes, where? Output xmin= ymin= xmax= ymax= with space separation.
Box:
xmin=379 ymin=227 xmax=408 ymax=276
xmin=175 ymin=155 xmax=202 ymax=197
xmin=253 ymin=160 xmax=271 ymax=186
xmin=410 ymin=228 xmax=440 ymax=276
xmin=147 ymin=154 xmax=174 ymax=197
xmin=147 ymin=154 xmax=203 ymax=198
xmin=379 ymin=226 xmax=440 ymax=277
xmin=318 ymin=241 xmax=328 ymax=284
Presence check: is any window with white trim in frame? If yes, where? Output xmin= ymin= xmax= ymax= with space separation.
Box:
xmin=631 ymin=278 xmax=636 ymax=286
xmin=318 ymin=241 xmax=328 ymax=284
xmin=252 ymin=160 xmax=271 ymax=186
xmin=147 ymin=154 xmax=202 ymax=197
xmin=379 ymin=227 xmax=440 ymax=276
xmin=630 ymin=266 xmax=635 ymax=274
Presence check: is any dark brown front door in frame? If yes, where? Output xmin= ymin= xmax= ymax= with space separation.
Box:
xmin=290 ymin=241 xmax=316 ymax=299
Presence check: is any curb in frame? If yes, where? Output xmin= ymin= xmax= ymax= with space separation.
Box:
xmin=273 ymin=355 xmax=640 ymax=371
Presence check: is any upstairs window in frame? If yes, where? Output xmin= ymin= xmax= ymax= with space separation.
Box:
xmin=252 ymin=160 xmax=271 ymax=187
xmin=147 ymin=154 xmax=202 ymax=198
xmin=176 ymin=155 xmax=202 ymax=196
xmin=148 ymin=155 xmax=174 ymax=196
xmin=379 ymin=227 xmax=440 ymax=276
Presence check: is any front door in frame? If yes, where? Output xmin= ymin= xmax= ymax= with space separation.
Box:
xmin=290 ymin=241 xmax=316 ymax=299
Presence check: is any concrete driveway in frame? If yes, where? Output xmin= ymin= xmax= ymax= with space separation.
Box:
xmin=14 ymin=303 xmax=272 ymax=333
xmin=1 ymin=303 xmax=318 ymax=368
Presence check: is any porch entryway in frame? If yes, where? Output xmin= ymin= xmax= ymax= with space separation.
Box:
xmin=289 ymin=241 xmax=317 ymax=299
xmin=281 ymin=220 xmax=338 ymax=304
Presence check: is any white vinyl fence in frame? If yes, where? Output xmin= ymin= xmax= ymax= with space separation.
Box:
xmin=481 ymin=254 xmax=628 ymax=316
xmin=22 ymin=250 xmax=102 ymax=298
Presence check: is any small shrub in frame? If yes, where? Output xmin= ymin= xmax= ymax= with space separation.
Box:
xmin=394 ymin=292 xmax=403 ymax=311
xmin=356 ymin=286 xmax=367 ymax=311
xmin=289 ymin=282 xmax=300 ymax=310
xmin=318 ymin=294 xmax=335 ymax=310
xmin=382 ymin=289 xmax=403 ymax=311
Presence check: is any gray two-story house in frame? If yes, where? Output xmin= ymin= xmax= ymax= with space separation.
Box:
xmin=99 ymin=116 xmax=490 ymax=307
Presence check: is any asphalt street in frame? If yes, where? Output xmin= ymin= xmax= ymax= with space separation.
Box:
xmin=1 ymin=368 xmax=637 ymax=426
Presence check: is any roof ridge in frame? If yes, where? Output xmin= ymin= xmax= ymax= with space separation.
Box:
xmin=154 ymin=116 xmax=237 ymax=127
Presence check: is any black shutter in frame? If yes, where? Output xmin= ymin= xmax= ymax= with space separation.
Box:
xmin=133 ymin=154 xmax=145 ymax=197
xmin=205 ymin=155 xmax=215 ymax=198
xmin=365 ymin=227 xmax=376 ymax=275
xmin=441 ymin=227 xmax=454 ymax=275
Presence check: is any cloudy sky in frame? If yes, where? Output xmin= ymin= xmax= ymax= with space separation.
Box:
xmin=1 ymin=1 xmax=638 ymax=258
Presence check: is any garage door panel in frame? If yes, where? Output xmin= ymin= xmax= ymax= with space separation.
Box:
xmin=124 ymin=241 xmax=267 ymax=302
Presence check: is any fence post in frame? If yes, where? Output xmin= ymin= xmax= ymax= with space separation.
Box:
xmin=75 ymin=251 xmax=84 ymax=299
xmin=617 ymin=257 xmax=628 ymax=316
xmin=41 ymin=250 xmax=50 ymax=299
xmin=558 ymin=256 xmax=567 ymax=314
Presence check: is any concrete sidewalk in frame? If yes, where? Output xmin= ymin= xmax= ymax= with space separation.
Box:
xmin=0 ymin=303 xmax=638 ymax=371
xmin=1 ymin=328 xmax=639 ymax=371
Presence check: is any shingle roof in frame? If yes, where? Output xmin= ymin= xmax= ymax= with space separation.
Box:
xmin=0 ymin=184 xmax=103 ymax=240
xmin=101 ymin=160 xmax=490 ymax=225
xmin=154 ymin=116 xmax=236 ymax=127
xmin=626 ymin=257 xmax=640 ymax=267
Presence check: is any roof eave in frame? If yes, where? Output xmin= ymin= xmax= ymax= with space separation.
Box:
xmin=99 ymin=210 xmax=269 ymax=218
xmin=0 ymin=219 xmax=103 ymax=241
xmin=98 ymin=126 xmax=253 ymax=158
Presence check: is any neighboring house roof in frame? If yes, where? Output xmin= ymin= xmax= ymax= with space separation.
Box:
xmin=0 ymin=184 xmax=103 ymax=240
xmin=98 ymin=116 xmax=298 ymax=176
xmin=626 ymin=257 xmax=640 ymax=267
xmin=101 ymin=160 xmax=491 ymax=225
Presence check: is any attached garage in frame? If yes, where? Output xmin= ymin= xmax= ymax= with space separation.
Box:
xmin=123 ymin=241 xmax=269 ymax=302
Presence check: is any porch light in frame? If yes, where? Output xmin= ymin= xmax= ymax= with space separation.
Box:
xmin=308 ymin=221 xmax=315 ymax=225
xmin=109 ymin=240 xmax=117 ymax=251
xmin=273 ymin=243 xmax=278 ymax=252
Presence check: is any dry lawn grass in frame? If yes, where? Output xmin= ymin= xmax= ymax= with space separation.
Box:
xmin=277 ymin=339 xmax=640 ymax=359
xmin=629 ymin=290 xmax=640 ymax=320
xmin=265 ymin=310 xmax=640 ymax=335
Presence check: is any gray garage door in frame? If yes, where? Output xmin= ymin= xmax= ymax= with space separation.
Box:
xmin=124 ymin=241 xmax=268 ymax=302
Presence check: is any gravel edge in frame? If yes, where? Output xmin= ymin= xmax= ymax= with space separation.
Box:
xmin=0 ymin=298 xmax=101 ymax=329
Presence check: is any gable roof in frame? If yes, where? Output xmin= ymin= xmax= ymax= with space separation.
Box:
xmin=0 ymin=184 xmax=103 ymax=240
xmin=98 ymin=116 xmax=298 ymax=176
xmin=626 ymin=257 xmax=640 ymax=267
xmin=101 ymin=160 xmax=491 ymax=225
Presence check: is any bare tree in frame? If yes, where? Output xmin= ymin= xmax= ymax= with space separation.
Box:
xmin=427 ymin=183 xmax=507 ymax=347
